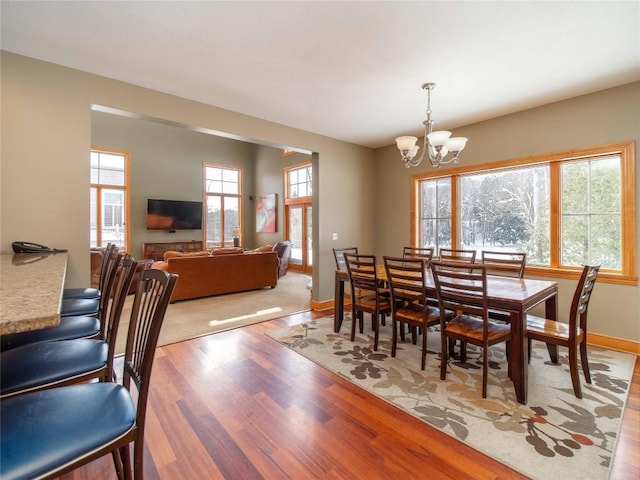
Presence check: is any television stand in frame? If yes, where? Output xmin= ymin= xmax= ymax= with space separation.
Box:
xmin=142 ymin=240 xmax=204 ymax=261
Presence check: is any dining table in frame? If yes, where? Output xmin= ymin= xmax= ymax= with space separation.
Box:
xmin=0 ymin=251 xmax=68 ymax=335
xmin=334 ymin=264 xmax=558 ymax=404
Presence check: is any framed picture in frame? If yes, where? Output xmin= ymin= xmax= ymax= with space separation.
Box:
xmin=256 ymin=193 xmax=277 ymax=233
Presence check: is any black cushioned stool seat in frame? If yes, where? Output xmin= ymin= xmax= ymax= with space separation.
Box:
xmin=1 ymin=339 xmax=108 ymax=396
xmin=0 ymin=315 xmax=100 ymax=351
xmin=0 ymin=383 xmax=135 ymax=480
xmin=60 ymin=297 xmax=99 ymax=317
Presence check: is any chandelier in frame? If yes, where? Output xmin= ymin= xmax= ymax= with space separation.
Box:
xmin=395 ymin=82 xmax=468 ymax=168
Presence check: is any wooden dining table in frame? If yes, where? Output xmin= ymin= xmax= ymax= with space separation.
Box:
xmin=334 ymin=264 xmax=558 ymax=404
xmin=0 ymin=251 xmax=68 ymax=335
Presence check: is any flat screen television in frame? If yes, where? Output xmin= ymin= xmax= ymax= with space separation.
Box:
xmin=146 ymin=199 xmax=203 ymax=230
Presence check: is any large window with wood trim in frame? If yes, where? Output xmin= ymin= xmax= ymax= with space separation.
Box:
xmin=203 ymin=164 xmax=242 ymax=248
xmin=413 ymin=142 xmax=636 ymax=284
xmin=90 ymin=147 xmax=130 ymax=251
xmin=284 ymin=162 xmax=313 ymax=273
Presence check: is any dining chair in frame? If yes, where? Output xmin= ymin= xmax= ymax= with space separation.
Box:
xmin=402 ymin=246 xmax=435 ymax=262
xmin=431 ymin=260 xmax=511 ymax=398
xmin=0 ymin=248 xmax=122 ymax=351
xmin=384 ymin=255 xmax=443 ymax=370
xmin=526 ymin=264 xmax=600 ymax=398
xmin=438 ymin=247 xmax=477 ymax=264
xmin=0 ymin=256 xmax=137 ymax=399
xmin=0 ymin=267 xmax=178 ymax=480
xmin=481 ymin=250 xmax=526 ymax=278
xmin=343 ymin=253 xmax=391 ymax=351
xmin=62 ymin=243 xmax=116 ymax=299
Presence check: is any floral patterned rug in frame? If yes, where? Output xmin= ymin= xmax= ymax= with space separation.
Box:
xmin=267 ymin=317 xmax=636 ymax=480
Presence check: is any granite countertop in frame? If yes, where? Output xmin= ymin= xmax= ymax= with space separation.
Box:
xmin=0 ymin=252 xmax=68 ymax=335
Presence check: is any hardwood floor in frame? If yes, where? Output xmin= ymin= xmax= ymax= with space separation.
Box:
xmin=61 ymin=309 xmax=639 ymax=480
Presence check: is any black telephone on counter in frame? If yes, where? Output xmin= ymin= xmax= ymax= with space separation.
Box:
xmin=12 ymin=241 xmax=68 ymax=254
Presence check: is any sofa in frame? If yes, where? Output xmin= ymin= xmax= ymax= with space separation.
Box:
xmin=152 ymin=248 xmax=279 ymax=302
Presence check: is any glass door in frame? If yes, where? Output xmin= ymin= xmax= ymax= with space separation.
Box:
xmin=287 ymin=203 xmax=312 ymax=273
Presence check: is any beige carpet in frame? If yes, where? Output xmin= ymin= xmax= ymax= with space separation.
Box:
xmin=115 ymin=271 xmax=311 ymax=354
xmin=268 ymin=317 xmax=636 ymax=480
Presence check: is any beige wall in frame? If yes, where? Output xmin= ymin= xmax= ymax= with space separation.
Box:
xmin=1 ymin=52 xmax=375 ymax=303
xmin=2 ymin=51 xmax=638 ymax=343
xmin=374 ymin=82 xmax=640 ymax=343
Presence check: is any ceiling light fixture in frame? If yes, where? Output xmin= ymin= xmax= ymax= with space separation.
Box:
xmin=395 ymin=82 xmax=468 ymax=168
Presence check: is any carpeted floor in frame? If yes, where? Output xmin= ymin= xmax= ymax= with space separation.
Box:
xmin=267 ymin=316 xmax=636 ymax=480
xmin=115 ymin=271 xmax=311 ymax=354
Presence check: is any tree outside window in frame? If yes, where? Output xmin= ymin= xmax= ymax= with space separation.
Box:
xmin=414 ymin=142 xmax=635 ymax=283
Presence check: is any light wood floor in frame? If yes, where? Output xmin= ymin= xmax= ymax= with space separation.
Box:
xmin=61 ymin=309 xmax=639 ymax=480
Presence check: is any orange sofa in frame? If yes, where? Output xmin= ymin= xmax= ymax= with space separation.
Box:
xmin=152 ymin=249 xmax=279 ymax=302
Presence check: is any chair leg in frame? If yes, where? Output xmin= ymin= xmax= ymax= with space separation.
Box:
xmin=568 ymin=343 xmax=582 ymax=399
xmin=350 ymin=308 xmax=357 ymax=342
xmin=547 ymin=343 xmax=559 ymax=364
xmin=506 ymin=341 xmax=512 ymax=379
xmin=440 ymin=330 xmax=448 ymax=381
xmin=391 ymin=319 xmax=398 ymax=358
xmin=373 ymin=313 xmax=380 ymax=351
xmin=528 ymin=338 xmax=532 ymax=363
xmin=121 ymin=444 xmax=133 ymax=480
xmin=580 ymin=340 xmax=592 ymax=384
xmin=421 ymin=325 xmax=427 ymax=370
xmin=482 ymin=346 xmax=488 ymax=398
xmin=411 ymin=326 xmax=418 ymax=345
xmin=112 ymin=449 xmax=125 ymax=480
xmin=460 ymin=342 xmax=467 ymax=363
xmin=358 ymin=312 xmax=364 ymax=334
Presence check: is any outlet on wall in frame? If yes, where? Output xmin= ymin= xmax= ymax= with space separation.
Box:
xmin=331 ymin=232 xmax=338 ymax=240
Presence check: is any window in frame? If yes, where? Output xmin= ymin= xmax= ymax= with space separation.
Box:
xmin=204 ymin=164 xmax=242 ymax=248
xmin=285 ymin=163 xmax=313 ymax=273
xmin=90 ymin=148 xmax=129 ymax=251
xmin=412 ymin=142 xmax=636 ymax=284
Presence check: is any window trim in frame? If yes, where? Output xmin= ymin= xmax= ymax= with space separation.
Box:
xmin=203 ymin=163 xmax=243 ymax=249
xmin=90 ymin=146 xmax=131 ymax=252
xmin=411 ymin=141 xmax=636 ymax=285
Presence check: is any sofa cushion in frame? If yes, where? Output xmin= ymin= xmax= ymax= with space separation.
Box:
xmin=210 ymin=247 xmax=244 ymax=255
xmin=246 ymin=245 xmax=273 ymax=254
xmin=164 ymin=250 xmax=209 ymax=261
xmin=151 ymin=261 xmax=169 ymax=271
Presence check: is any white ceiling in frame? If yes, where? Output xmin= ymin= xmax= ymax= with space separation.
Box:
xmin=1 ymin=1 xmax=639 ymax=149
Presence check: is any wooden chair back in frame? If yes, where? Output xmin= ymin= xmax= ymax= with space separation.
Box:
xmin=97 ymin=249 xmax=124 ymax=335
xmin=103 ymin=256 xmax=138 ymax=381
xmin=431 ymin=260 xmax=487 ymax=320
xmin=402 ymin=246 xmax=434 ymax=262
xmin=481 ymin=250 xmax=526 ymax=278
xmin=96 ymin=243 xmax=118 ymax=293
xmin=570 ymin=264 xmax=600 ymax=339
xmin=439 ymin=248 xmax=477 ymax=264
xmin=384 ymin=255 xmax=428 ymax=305
xmin=333 ymin=247 xmax=358 ymax=270
xmin=121 ymin=266 xmax=178 ymax=476
xmin=343 ymin=253 xmax=383 ymax=299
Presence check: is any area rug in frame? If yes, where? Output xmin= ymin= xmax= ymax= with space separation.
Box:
xmin=267 ymin=317 xmax=636 ymax=480
xmin=115 ymin=272 xmax=311 ymax=354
